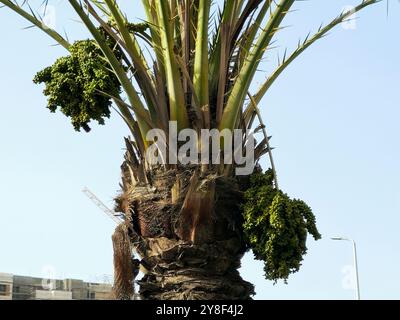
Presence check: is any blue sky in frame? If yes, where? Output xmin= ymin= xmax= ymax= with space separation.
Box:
xmin=0 ymin=1 xmax=399 ymax=299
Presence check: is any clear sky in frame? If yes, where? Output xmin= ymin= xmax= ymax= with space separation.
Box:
xmin=0 ymin=1 xmax=399 ymax=300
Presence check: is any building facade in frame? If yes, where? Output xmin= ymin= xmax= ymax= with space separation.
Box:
xmin=0 ymin=272 xmax=113 ymax=300
xmin=0 ymin=273 xmax=12 ymax=300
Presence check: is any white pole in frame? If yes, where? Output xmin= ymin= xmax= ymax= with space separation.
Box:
xmin=331 ymin=237 xmax=361 ymax=300
xmin=351 ymin=240 xmax=360 ymax=300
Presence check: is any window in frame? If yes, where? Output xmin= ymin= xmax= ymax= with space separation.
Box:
xmin=0 ymin=284 xmax=9 ymax=296
xmin=87 ymin=291 xmax=96 ymax=300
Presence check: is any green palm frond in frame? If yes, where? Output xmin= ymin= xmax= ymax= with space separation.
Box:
xmin=155 ymin=0 xmax=189 ymax=130
xmin=0 ymin=0 xmax=70 ymax=49
xmin=219 ymin=0 xmax=296 ymax=132
xmin=69 ymin=0 xmax=153 ymax=140
xmin=0 ymin=0 xmax=380 ymax=164
xmin=193 ymin=0 xmax=211 ymax=128
xmin=252 ymin=0 xmax=380 ymax=105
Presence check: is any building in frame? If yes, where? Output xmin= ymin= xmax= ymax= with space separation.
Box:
xmin=0 ymin=272 xmax=114 ymax=300
xmin=0 ymin=273 xmax=13 ymax=300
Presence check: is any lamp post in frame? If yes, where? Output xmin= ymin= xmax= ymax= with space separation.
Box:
xmin=331 ymin=237 xmax=360 ymax=300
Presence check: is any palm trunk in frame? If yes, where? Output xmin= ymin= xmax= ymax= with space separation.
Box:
xmin=112 ymin=138 xmax=255 ymax=300
xmin=136 ymin=237 xmax=254 ymax=300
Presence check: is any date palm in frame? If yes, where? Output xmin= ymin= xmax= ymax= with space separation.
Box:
xmin=0 ymin=0 xmax=379 ymax=300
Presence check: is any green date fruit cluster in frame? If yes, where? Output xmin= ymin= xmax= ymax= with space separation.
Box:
xmin=242 ymin=169 xmax=322 ymax=283
xmin=33 ymin=38 xmax=121 ymax=132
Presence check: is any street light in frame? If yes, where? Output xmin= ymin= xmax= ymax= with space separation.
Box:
xmin=331 ymin=237 xmax=360 ymax=300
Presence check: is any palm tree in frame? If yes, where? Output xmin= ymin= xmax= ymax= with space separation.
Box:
xmin=0 ymin=0 xmax=378 ymax=300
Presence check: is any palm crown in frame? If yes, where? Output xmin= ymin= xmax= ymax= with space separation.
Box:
xmin=0 ymin=0 xmax=378 ymax=169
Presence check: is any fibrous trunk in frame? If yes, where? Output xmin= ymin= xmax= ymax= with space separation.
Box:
xmin=135 ymin=237 xmax=253 ymax=300
xmin=112 ymin=138 xmax=254 ymax=300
